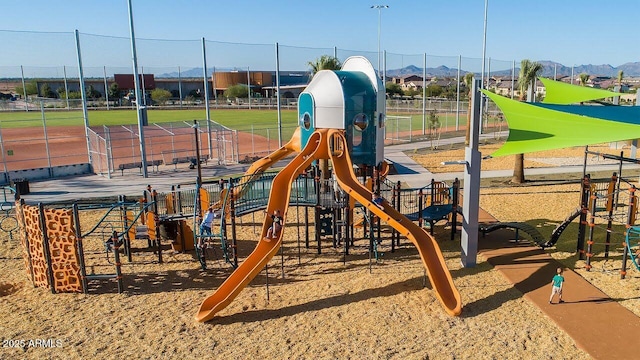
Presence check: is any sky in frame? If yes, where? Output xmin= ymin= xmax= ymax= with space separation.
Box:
xmin=0 ymin=0 xmax=635 ymax=76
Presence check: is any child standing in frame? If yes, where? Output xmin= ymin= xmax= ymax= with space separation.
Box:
xmin=549 ymin=267 xmax=565 ymax=304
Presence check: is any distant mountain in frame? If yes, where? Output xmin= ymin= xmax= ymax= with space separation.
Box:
xmin=159 ymin=68 xmax=206 ymax=78
xmin=159 ymin=61 xmax=640 ymax=80
xmin=386 ymin=61 xmax=640 ymax=79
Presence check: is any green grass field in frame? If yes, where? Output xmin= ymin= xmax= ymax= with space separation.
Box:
xmin=0 ymin=108 xmax=299 ymax=128
xmin=0 ymin=108 xmax=474 ymax=143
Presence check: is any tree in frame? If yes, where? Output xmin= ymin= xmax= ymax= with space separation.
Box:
xmin=426 ymin=83 xmax=443 ymax=98
xmin=15 ymin=81 xmax=38 ymax=97
xmin=307 ymin=55 xmax=341 ymax=76
xmin=86 ymin=85 xmax=101 ymax=100
xmin=618 ymin=70 xmax=624 ymax=88
xmin=40 ymin=83 xmax=54 ymax=98
xmin=578 ymin=73 xmax=589 ymax=87
xmin=57 ymin=87 xmax=68 ymax=99
xmin=108 ymin=83 xmax=121 ymax=99
xmin=512 ymin=59 xmax=544 ymax=184
xmin=151 ymin=88 xmax=171 ymax=105
xmin=385 ymin=82 xmax=402 ymax=97
xmin=224 ymin=84 xmax=249 ymax=99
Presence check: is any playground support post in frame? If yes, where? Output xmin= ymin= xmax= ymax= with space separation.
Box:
xmin=152 ymin=190 xmax=162 ymax=264
xmin=111 ymin=231 xmax=124 ymax=293
xmin=577 ymin=175 xmax=590 ymax=259
xmin=605 ymin=173 xmax=617 ymax=258
xmin=621 ymin=186 xmax=637 ymax=279
xmin=72 ymin=203 xmax=87 ymax=294
xmin=229 ymin=179 xmax=238 ymax=268
xmin=395 ymin=180 xmax=402 ymax=248
xmin=585 ymin=194 xmax=597 ymax=271
xmin=120 ymin=195 xmax=133 ymax=262
xmin=451 ymin=178 xmax=460 ymax=241
xmin=314 ymin=169 xmax=321 ymax=254
xmin=461 ymin=78 xmax=482 ymax=268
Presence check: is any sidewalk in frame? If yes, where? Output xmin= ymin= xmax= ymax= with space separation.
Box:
xmin=480 ymin=226 xmax=640 ymax=360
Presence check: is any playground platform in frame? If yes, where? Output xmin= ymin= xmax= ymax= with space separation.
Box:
xmin=479 ymin=207 xmax=640 ymax=360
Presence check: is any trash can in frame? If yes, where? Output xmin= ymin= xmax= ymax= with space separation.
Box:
xmin=11 ymin=178 xmax=29 ymax=195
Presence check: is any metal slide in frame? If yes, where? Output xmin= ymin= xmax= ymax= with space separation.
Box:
xmin=328 ymin=129 xmax=462 ymax=316
xmin=195 ymin=129 xmax=329 ymax=322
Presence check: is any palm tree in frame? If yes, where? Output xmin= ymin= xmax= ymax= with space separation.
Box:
xmin=578 ymin=73 xmax=589 ymax=87
xmin=308 ymin=55 xmax=341 ymax=77
xmin=512 ymin=59 xmax=544 ymax=184
xmin=618 ymin=70 xmax=624 ymax=88
xmin=464 ymin=72 xmax=474 ymax=145
xmin=308 ymin=55 xmax=342 ymax=185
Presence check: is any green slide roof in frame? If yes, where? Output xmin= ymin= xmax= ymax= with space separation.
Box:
xmin=540 ymin=77 xmax=622 ymax=105
xmin=483 ymin=90 xmax=640 ymax=157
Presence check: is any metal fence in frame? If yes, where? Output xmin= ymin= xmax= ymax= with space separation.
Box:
xmin=0 ymin=29 xmax=521 ymax=180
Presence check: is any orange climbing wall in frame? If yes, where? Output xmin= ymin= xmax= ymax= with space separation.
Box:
xmin=20 ymin=203 xmax=49 ymax=288
xmin=17 ymin=203 xmax=82 ymax=293
xmin=16 ymin=201 xmax=36 ymax=284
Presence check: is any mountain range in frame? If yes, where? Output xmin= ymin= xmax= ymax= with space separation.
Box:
xmin=385 ymin=61 xmax=640 ymax=78
xmin=159 ymin=61 xmax=640 ymax=80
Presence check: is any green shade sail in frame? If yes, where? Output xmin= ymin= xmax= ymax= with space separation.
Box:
xmin=540 ymin=77 xmax=622 ymax=105
xmin=483 ymin=90 xmax=640 ymax=157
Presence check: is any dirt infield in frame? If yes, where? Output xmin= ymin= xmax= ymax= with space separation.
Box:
xmin=0 ymin=125 xmax=280 ymax=173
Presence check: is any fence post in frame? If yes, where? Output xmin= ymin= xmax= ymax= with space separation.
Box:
xmin=201 ymin=37 xmax=213 ymax=159
xmin=20 ymin=65 xmax=28 ymax=112
xmin=40 ymin=102 xmax=53 ymax=177
xmin=74 ymin=30 xmax=93 ymax=166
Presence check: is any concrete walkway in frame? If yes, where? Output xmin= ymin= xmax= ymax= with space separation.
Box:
xmin=481 ymin=227 xmax=640 ymax=360
xmin=14 ymin=131 xmax=640 ymax=203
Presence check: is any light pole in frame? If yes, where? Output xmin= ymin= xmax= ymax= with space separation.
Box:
xmin=371 ymin=5 xmax=389 ymax=79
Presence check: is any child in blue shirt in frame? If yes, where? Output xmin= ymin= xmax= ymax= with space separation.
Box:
xmin=549 ymin=267 xmax=565 ymax=304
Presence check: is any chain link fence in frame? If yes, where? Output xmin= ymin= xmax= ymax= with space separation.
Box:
xmin=0 ymin=29 xmax=523 ymax=181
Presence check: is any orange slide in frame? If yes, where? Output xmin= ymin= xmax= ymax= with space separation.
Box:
xmin=195 ymin=129 xmax=329 ymax=323
xmin=328 ymin=129 xmax=461 ymax=316
xmin=235 ymin=127 xmax=301 ymax=190
xmin=196 ymin=129 xmax=461 ymax=322
xmin=212 ymin=127 xmax=302 ymax=210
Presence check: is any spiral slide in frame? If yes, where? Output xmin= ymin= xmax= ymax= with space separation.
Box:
xmin=195 ymin=129 xmax=329 ymax=323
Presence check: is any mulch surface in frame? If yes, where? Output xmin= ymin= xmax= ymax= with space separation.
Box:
xmin=478 ymin=206 xmax=640 ymax=360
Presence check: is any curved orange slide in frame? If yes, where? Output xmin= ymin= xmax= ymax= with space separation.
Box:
xmin=328 ymin=129 xmax=461 ymax=316
xmin=241 ymin=127 xmax=302 ymax=180
xmin=195 ymin=129 xmax=329 ymax=322
xmin=212 ymin=127 xmax=302 ymax=209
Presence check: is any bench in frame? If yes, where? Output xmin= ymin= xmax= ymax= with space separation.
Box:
xmin=170 ymin=156 xmax=208 ymax=170
xmin=118 ymin=162 xmax=143 ymax=175
xmin=118 ymin=159 xmax=164 ymax=175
